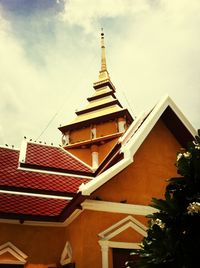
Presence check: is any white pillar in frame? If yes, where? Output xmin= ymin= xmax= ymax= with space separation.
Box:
xmin=91 ymin=144 xmax=98 ymax=169
xmin=99 ymin=241 xmax=109 ymax=268
xmin=91 ymin=125 xmax=97 ymax=139
xmin=118 ymin=117 xmax=126 ymax=133
xmin=62 ymin=132 xmax=69 ymax=145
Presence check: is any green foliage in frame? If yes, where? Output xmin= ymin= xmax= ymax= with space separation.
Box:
xmin=126 ymin=130 xmax=200 ymax=268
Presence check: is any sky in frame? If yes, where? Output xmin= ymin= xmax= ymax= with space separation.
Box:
xmin=0 ymin=0 xmax=200 ymax=148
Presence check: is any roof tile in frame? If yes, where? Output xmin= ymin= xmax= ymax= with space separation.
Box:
xmin=24 ymin=143 xmax=92 ymax=173
xmin=0 ymin=147 xmax=90 ymax=193
xmin=0 ymin=193 xmax=68 ymax=216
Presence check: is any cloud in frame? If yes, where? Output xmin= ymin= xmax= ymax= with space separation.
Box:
xmin=59 ymin=0 xmax=200 ymax=129
xmin=0 ymin=0 xmax=199 ymax=148
xmin=0 ymin=5 xmax=99 ymax=146
xmin=60 ymin=0 xmax=150 ymax=32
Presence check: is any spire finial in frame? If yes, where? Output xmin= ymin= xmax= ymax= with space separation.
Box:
xmin=101 ymin=28 xmax=106 ymax=71
xmin=99 ymin=28 xmax=110 ymax=81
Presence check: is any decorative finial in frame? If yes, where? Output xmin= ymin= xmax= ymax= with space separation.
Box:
xmin=100 ymin=28 xmax=106 ymax=71
xmin=98 ymin=28 xmax=110 ymax=81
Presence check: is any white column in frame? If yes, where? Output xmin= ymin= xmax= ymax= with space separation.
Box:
xmin=62 ymin=132 xmax=69 ymax=145
xmin=91 ymin=125 xmax=97 ymax=139
xmin=99 ymin=241 xmax=109 ymax=268
xmin=91 ymin=145 xmax=98 ymax=169
xmin=118 ymin=117 xmax=126 ymax=133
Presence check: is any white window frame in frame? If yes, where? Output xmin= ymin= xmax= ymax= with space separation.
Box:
xmin=0 ymin=242 xmax=27 ymax=265
xmin=98 ymin=216 xmax=147 ymax=268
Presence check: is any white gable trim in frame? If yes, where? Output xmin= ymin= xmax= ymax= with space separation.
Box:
xmin=0 ymin=242 xmax=28 ymax=264
xmin=98 ymin=216 xmax=146 ymax=268
xmin=122 ymin=95 xmax=196 ymax=157
xmin=79 ymin=95 xmax=197 ymax=196
xmin=98 ymin=215 xmax=147 ymax=239
xmin=60 ymin=241 xmax=72 ymax=266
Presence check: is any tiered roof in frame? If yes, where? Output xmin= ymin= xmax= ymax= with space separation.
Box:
xmin=59 ymin=31 xmax=133 ymax=133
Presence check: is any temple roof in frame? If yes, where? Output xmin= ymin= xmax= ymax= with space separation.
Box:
xmin=20 ymin=142 xmax=93 ymax=174
xmin=0 ymin=146 xmax=91 ymax=221
xmin=0 ymin=96 xmax=196 ymax=223
xmin=0 ymin=193 xmax=69 ymax=217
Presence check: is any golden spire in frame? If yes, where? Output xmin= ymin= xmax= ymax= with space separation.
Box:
xmin=101 ymin=28 xmax=107 ymax=71
xmin=98 ymin=28 xmax=110 ymax=81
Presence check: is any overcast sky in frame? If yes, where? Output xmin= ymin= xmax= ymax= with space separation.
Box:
xmin=0 ymin=0 xmax=200 ymax=148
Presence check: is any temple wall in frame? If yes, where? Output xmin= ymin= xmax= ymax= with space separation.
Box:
xmin=65 ymin=118 xmax=182 ymax=267
xmin=92 ymin=119 xmax=181 ymax=204
xmin=65 ymin=210 xmax=147 ymax=268
xmin=70 ymin=127 xmax=90 ymax=144
xmin=0 ymin=223 xmax=66 ymax=267
xmin=96 ymin=120 xmax=117 ymax=137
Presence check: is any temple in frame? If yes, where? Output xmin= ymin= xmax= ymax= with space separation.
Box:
xmin=0 ymin=30 xmax=196 ymax=268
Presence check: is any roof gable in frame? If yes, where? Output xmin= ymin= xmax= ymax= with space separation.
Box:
xmin=121 ymin=95 xmax=196 ymax=155
xmin=79 ymin=95 xmax=196 ymax=195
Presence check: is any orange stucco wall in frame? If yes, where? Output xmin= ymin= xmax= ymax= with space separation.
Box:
xmin=70 ymin=127 xmax=90 ymax=144
xmin=64 ymin=119 xmax=182 ymax=267
xmin=0 ymin=252 xmax=17 ymax=261
xmin=0 ymin=223 xmax=66 ymax=267
xmin=68 ymin=147 xmax=92 ymax=166
xmin=92 ymin=119 xmax=181 ymax=205
xmin=67 ymin=120 xmax=120 ymax=166
xmin=98 ymin=138 xmax=118 ymax=164
xmin=65 ymin=210 xmax=147 ymax=268
xmin=96 ymin=120 xmax=117 ymax=137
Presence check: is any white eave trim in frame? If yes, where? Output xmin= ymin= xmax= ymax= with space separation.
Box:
xmin=0 ymin=189 xmax=73 ymax=200
xmin=18 ymin=166 xmax=92 ymax=179
xmin=81 ymin=200 xmax=158 ymax=216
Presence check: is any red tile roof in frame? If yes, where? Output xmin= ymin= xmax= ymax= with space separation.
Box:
xmin=23 ymin=142 xmax=92 ymax=173
xmin=0 ymin=147 xmax=91 ymax=194
xmin=0 ymin=193 xmax=69 ymax=217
